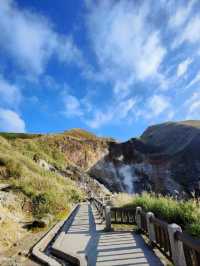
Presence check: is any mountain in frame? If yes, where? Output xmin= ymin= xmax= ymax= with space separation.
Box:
xmin=89 ymin=120 xmax=200 ymax=197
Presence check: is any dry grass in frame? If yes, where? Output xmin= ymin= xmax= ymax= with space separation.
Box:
xmin=0 ymin=136 xmax=85 ymax=220
xmin=111 ymin=193 xmax=135 ymax=207
xmin=0 ymin=196 xmax=26 ymax=251
xmin=112 ymin=192 xmax=200 ymax=237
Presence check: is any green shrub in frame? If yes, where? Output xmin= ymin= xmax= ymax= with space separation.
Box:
xmin=187 ymin=223 xmax=200 ymax=237
xmin=0 ymin=155 xmax=23 ymax=178
xmin=6 ymin=159 xmax=23 ymax=178
xmin=114 ymin=192 xmax=200 ymax=237
xmin=0 ymin=132 xmax=41 ymax=140
xmin=32 ymin=193 xmax=50 ymax=219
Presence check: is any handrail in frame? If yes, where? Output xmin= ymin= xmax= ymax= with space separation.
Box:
xmin=90 ymin=197 xmax=105 ymax=219
xmin=91 ymin=197 xmax=200 ymax=266
xmin=175 ymin=231 xmax=200 ymax=266
xmin=111 ymin=207 xmax=135 ymax=224
xmin=175 ymin=231 xmax=200 ymax=252
xmin=151 ymin=216 xmax=172 ymax=260
xmin=140 ymin=210 xmax=148 ymax=235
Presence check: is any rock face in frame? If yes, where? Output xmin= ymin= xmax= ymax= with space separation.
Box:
xmin=89 ymin=121 xmax=200 ymax=197
xmin=38 ymin=128 xmax=110 ymax=171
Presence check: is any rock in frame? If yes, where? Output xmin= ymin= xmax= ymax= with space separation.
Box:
xmin=32 ymin=220 xmax=46 ymax=228
xmin=37 ymin=159 xmax=56 ymax=172
xmin=89 ymin=120 xmax=200 ymax=197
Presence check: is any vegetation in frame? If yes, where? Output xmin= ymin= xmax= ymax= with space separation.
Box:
xmin=0 ymin=136 xmax=85 ymax=220
xmin=112 ymin=192 xmax=200 ymax=237
xmin=12 ymin=137 xmax=66 ymax=169
xmin=0 ymin=132 xmax=42 ymax=140
xmin=65 ymin=128 xmax=99 ymax=140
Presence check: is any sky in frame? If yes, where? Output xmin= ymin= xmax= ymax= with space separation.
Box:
xmin=0 ymin=0 xmax=200 ymax=140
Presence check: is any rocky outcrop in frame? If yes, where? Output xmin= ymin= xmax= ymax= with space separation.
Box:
xmin=38 ymin=129 xmax=110 ymax=171
xmin=35 ymin=156 xmax=110 ymax=197
xmin=89 ymin=121 xmax=200 ymax=197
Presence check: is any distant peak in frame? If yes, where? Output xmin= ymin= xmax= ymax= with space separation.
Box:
xmin=64 ymin=128 xmax=98 ymax=140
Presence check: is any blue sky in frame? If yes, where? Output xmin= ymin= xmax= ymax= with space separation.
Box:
xmin=0 ymin=0 xmax=199 ymax=140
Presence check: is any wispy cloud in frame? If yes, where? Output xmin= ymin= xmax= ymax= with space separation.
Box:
xmin=0 ymin=0 xmax=83 ymax=76
xmin=186 ymin=71 xmax=200 ymax=88
xmin=85 ymin=0 xmax=166 ymax=89
xmin=63 ymin=94 xmax=83 ymax=117
xmin=168 ymin=0 xmax=197 ymax=29
xmin=185 ymin=91 xmax=200 ymax=119
xmin=86 ymin=97 xmax=136 ymax=129
xmin=136 ymin=94 xmax=174 ymax=121
xmin=0 ymin=108 xmax=25 ymax=132
xmin=61 ymin=84 xmax=137 ymax=129
xmin=173 ymin=15 xmax=200 ymax=48
xmin=0 ymin=76 xmax=22 ymax=108
xmin=177 ymin=58 xmax=192 ymax=78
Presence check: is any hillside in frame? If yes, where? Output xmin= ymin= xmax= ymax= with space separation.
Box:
xmin=89 ymin=120 xmax=200 ymax=197
xmin=141 ymin=120 xmax=200 ymax=156
xmin=0 ymin=129 xmax=110 ymax=256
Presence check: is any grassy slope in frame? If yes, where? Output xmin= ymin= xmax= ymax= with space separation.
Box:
xmin=0 ymin=128 xmax=110 ymax=170
xmin=0 ymin=128 xmax=109 ymax=219
xmin=0 ymin=135 xmax=84 ymax=220
xmin=112 ymin=193 xmax=200 ymax=237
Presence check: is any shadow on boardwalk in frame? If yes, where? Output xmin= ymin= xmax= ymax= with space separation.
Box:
xmin=83 ymin=205 xmax=163 ymax=266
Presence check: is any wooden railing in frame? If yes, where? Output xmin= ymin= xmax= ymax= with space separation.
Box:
xmin=140 ymin=210 xmax=148 ymax=235
xmin=175 ymin=231 xmax=200 ymax=266
xmin=151 ymin=217 xmax=172 ymax=260
xmin=91 ymin=197 xmax=105 ymax=219
xmin=90 ymin=197 xmax=200 ymax=266
xmin=111 ymin=207 xmax=135 ymax=224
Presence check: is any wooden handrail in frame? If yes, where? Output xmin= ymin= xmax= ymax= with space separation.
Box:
xmin=175 ymin=231 xmax=200 ymax=252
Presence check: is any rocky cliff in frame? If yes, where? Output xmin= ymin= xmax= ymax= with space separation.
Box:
xmin=89 ymin=120 xmax=200 ymax=197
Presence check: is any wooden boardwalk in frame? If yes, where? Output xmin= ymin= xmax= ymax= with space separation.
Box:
xmin=52 ymin=203 xmax=163 ymax=266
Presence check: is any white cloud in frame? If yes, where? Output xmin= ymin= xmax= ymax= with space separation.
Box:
xmin=136 ymin=94 xmax=174 ymax=121
xmin=113 ymin=77 xmax=135 ymax=99
xmin=173 ymin=16 xmax=200 ymax=48
xmin=0 ymin=108 xmax=26 ymax=132
xmin=86 ymin=98 xmax=136 ymax=128
xmin=185 ymin=91 xmax=200 ymax=119
xmin=168 ymin=0 xmax=197 ymax=29
xmin=0 ymin=77 xmax=22 ymax=108
xmin=148 ymin=94 xmax=171 ymax=117
xmin=187 ymin=71 xmax=200 ymax=88
xmin=177 ymin=58 xmax=192 ymax=78
xmin=63 ymin=94 xmax=83 ymax=117
xmin=57 ymin=37 xmax=84 ymax=67
xmin=86 ymin=0 xmax=166 ymax=87
xmin=86 ymin=110 xmax=112 ymax=129
xmin=0 ymin=0 xmax=82 ymax=75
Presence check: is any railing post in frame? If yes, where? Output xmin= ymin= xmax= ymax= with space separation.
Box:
xmin=135 ymin=206 xmax=142 ymax=230
xmin=146 ymin=212 xmax=156 ymax=244
xmin=102 ymin=204 xmax=105 ymax=219
xmin=168 ymin=224 xmax=186 ymax=266
xmin=102 ymin=197 xmax=105 ymax=204
xmin=104 ymin=205 xmax=111 ymax=231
